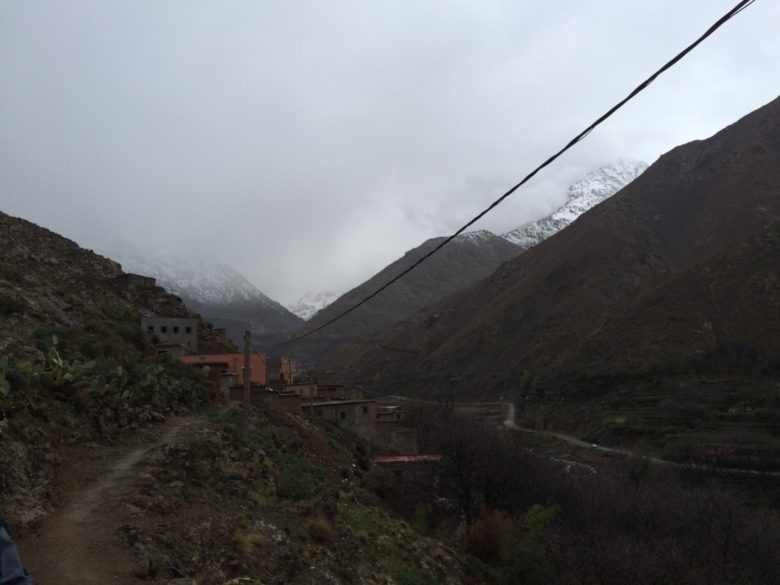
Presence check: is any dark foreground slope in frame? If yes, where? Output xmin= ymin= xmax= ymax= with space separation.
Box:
xmin=344 ymin=96 xmax=780 ymax=450
xmin=286 ymin=231 xmax=518 ymax=365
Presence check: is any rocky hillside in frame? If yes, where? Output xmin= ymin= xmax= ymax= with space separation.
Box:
xmin=342 ymin=96 xmax=780 ymax=449
xmin=0 ymin=214 xmax=234 ymax=355
xmin=502 ymin=159 xmax=648 ymax=249
xmin=286 ymin=230 xmax=519 ymax=366
xmin=78 ymin=239 xmax=303 ymax=345
xmin=0 ymin=211 xmax=235 ymax=530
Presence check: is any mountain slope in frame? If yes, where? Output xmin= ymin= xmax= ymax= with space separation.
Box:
xmin=343 ymin=96 xmax=780 ymax=446
xmin=502 ymin=159 xmax=648 ymax=249
xmin=79 ymin=240 xmax=303 ymax=345
xmin=287 ymin=231 xmax=519 ymax=365
xmin=0 ymin=211 xmax=235 ymax=529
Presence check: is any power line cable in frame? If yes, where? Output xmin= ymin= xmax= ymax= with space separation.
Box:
xmin=274 ymin=0 xmax=756 ymax=347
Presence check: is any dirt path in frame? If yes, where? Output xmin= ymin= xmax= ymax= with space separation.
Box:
xmin=17 ymin=417 xmax=199 ymax=585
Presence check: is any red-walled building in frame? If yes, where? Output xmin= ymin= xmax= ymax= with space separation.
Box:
xmin=179 ymin=353 xmax=267 ymax=386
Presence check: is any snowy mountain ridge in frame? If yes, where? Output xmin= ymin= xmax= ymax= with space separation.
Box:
xmin=289 ymin=291 xmax=339 ymax=321
xmin=503 ymin=159 xmax=648 ymax=249
xmin=78 ymin=237 xmax=286 ymax=310
xmin=454 ymin=230 xmax=496 ymax=244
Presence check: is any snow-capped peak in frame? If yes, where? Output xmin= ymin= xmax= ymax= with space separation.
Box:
xmin=503 ymin=159 xmax=648 ymax=249
xmin=76 ymin=236 xmax=284 ymax=309
xmin=289 ymin=291 xmax=339 ymax=321
xmin=454 ymin=230 xmax=497 ymax=244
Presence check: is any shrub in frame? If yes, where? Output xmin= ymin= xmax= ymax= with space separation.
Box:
xmin=395 ymin=565 xmax=431 ymax=585
xmin=234 ymin=532 xmax=266 ymax=562
xmin=412 ymin=504 xmax=433 ymax=536
xmin=0 ymin=292 xmax=26 ymax=316
xmin=307 ymin=516 xmax=335 ymax=542
xmin=276 ymin=455 xmax=325 ymax=500
xmin=461 ymin=508 xmax=515 ymax=565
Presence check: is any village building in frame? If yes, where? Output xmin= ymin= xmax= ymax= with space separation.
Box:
xmin=281 ymin=381 xmax=318 ymax=398
xmin=179 ymin=353 xmax=267 ymax=386
xmin=141 ymin=316 xmax=198 ymax=356
xmin=266 ymin=356 xmax=294 ymax=384
xmin=377 ymin=405 xmax=405 ymax=423
xmin=257 ymin=388 xmax=303 ymax=414
xmin=302 ymin=399 xmax=377 ymax=425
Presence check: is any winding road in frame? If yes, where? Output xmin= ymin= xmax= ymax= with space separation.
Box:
xmin=388 ymin=395 xmax=779 ymax=477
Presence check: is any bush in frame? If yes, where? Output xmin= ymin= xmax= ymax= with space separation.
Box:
xmin=306 ymin=516 xmax=335 ymax=542
xmin=275 ymin=455 xmax=325 ymax=500
xmin=395 ymin=565 xmax=431 ymax=585
xmin=461 ymin=508 xmax=515 ymax=565
xmin=234 ymin=531 xmax=266 ymax=562
xmin=0 ymin=292 xmax=26 ymax=316
xmin=412 ymin=504 xmax=433 ymax=536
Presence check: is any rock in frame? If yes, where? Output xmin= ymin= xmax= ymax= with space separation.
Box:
xmin=151 ymin=411 xmax=166 ymax=423
xmin=132 ymin=542 xmax=152 ymax=578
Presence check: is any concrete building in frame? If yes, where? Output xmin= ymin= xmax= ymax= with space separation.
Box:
xmin=377 ymin=405 xmax=405 ymax=423
xmin=179 ymin=353 xmax=267 ymax=386
xmin=142 ymin=316 xmax=198 ymax=356
xmin=282 ymin=382 xmax=318 ymax=398
xmin=267 ymin=356 xmax=294 ymax=384
xmin=302 ymin=399 xmax=377 ymax=426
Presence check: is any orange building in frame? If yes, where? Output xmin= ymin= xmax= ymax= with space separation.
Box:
xmin=179 ymin=353 xmax=267 ymax=386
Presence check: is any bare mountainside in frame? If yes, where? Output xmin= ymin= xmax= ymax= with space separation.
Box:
xmin=342 ymin=96 xmax=780 ymax=452
xmin=284 ymin=231 xmax=519 ymax=366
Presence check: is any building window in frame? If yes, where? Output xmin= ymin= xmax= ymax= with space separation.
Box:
xmin=315 ymin=408 xmax=323 ymax=417
xmin=173 ymin=326 xmax=180 ymax=333
xmin=362 ymin=406 xmax=368 ymax=414
xmin=185 ymin=326 xmax=192 ymax=334
xmin=147 ymin=325 xmax=154 ymax=333
xmin=339 ymin=411 xmax=346 ymax=420
xmin=161 ymin=326 xmax=168 ymax=333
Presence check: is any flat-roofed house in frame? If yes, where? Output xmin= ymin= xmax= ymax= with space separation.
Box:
xmin=142 ymin=316 xmax=198 ymax=356
xmin=302 ymin=399 xmax=377 ymax=426
xmin=179 ymin=353 xmax=267 ymax=386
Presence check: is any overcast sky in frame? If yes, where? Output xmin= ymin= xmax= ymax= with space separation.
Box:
xmin=1 ymin=1 xmax=778 ymax=305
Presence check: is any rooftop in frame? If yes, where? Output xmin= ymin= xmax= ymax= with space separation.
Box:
xmin=373 ymin=455 xmax=442 ymax=464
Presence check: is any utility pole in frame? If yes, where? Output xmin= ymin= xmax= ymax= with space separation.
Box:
xmin=243 ymin=330 xmax=251 ymax=433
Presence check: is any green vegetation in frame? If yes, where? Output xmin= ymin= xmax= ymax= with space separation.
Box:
xmin=199 ymin=408 xmax=473 ymax=583
xmin=519 ymin=376 xmax=780 ymax=470
xmin=306 ymin=516 xmax=335 ymax=542
xmin=0 ymin=324 xmax=207 ymax=431
xmin=275 ymin=453 xmax=326 ymax=500
xmin=395 ymin=565 xmax=432 ymax=585
xmin=411 ymin=408 xmax=780 ymax=585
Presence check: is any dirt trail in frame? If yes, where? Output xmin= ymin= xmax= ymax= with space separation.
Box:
xmin=17 ymin=418 xmax=199 ymax=585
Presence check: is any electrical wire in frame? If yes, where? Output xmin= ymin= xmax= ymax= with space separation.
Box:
xmin=273 ymin=0 xmax=756 ymax=346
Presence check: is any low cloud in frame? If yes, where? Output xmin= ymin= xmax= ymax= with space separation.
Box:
xmin=1 ymin=0 xmax=777 ymax=304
